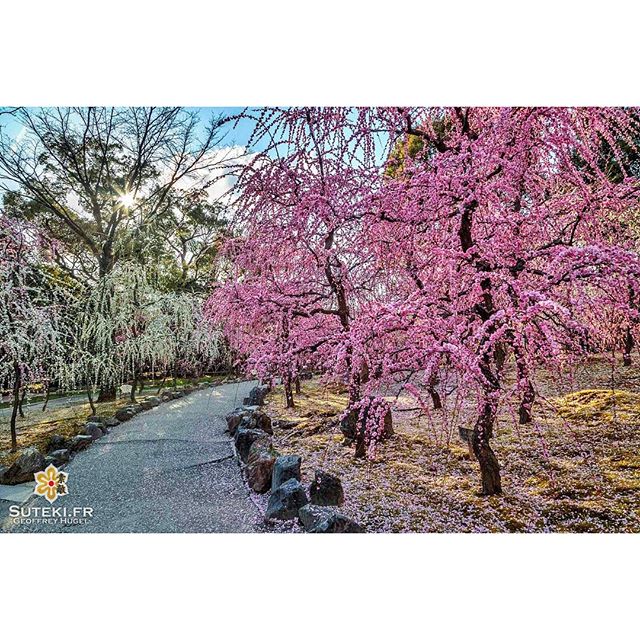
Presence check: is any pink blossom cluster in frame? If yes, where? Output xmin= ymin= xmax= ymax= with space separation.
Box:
xmin=344 ymin=395 xmax=392 ymax=458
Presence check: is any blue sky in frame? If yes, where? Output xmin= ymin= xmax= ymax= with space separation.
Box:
xmin=0 ymin=107 xmax=263 ymax=151
xmin=0 ymin=107 xmax=388 ymax=158
xmin=0 ymin=107 xmax=266 ymax=199
xmin=196 ymin=107 xmax=256 ymax=148
xmin=0 ymin=108 xmax=389 ymax=197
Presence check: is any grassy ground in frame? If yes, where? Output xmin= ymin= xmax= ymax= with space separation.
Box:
xmin=263 ymin=358 xmax=640 ymax=532
xmin=0 ymin=398 xmax=128 ymax=467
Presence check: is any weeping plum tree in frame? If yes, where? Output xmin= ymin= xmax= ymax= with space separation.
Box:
xmin=366 ymin=109 xmax=640 ymax=493
xmin=72 ymin=261 xmax=226 ymax=405
xmin=0 ymin=216 xmax=66 ymax=451
xmin=208 ymin=109 xmax=382 ymax=409
xmin=212 ymin=107 xmax=640 ymax=496
xmin=159 ymin=288 xmax=227 ymax=386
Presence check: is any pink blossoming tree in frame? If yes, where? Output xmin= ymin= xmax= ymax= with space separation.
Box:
xmin=209 ymin=107 xmax=640 ymax=495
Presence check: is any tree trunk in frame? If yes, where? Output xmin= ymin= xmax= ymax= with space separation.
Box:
xmin=18 ymin=387 xmax=27 ymax=418
xmin=623 ymin=327 xmax=634 ymax=366
xmin=348 ymin=373 xmax=361 ymax=405
xmin=456 ymin=183 xmax=502 ymax=496
xmin=514 ymin=345 xmax=534 ymax=424
xmin=294 ymin=376 xmax=301 ymax=394
xmin=428 ymin=373 xmax=442 ymax=409
xmin=42 ymin=383 xmax=51 ymax=412
xmin=97 ymin=385 xmax=116 ymax=402
xmin=354 ymin=405 xmax=368 ymax=459
xmin=99 ymin=244 xmax=115 ymax=278
xmin=87 ymin=384 xmax=97 ymax=416
xmin=472 ymin=400 xmax=502 ymax=496
xmin=355 ymin=432 xmax=366 ymax=458
xmin=284 ymin=374 xmax=295 ymax=409
xmin=360 ymin=361 xmax=370 ymax=385
xmin=429 ymin=388 xmax=442 ymax=410
xmin=494 ymin=342 xmax=507 ymax=373
xmin=130 ymin=374 xmax=138 ymax=402
xmin=9 ymin=362 xmax=21 ymax=452
xmin=157 ymin=371 xmax=168 ymax=395
xmin=518 ymin=380 xmax=535 ymax=424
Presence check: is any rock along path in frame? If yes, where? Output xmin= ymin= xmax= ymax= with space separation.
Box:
xmin=2 ymin=381 xmax=259 ymax=533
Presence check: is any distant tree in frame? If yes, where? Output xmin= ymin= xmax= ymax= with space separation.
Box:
xmin=152 ymin=188 xmax=226 ymax=293
xmin=0 ymin=107 xmax=232 ymax=399
xmin=73 ymin=262 xmax=226 ymax=406
xmin=0 ymin=107 xmax=229 ymax=280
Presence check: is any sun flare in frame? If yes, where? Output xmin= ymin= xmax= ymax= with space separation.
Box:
xmin=118 ymin=192 xmax=136 ymax=208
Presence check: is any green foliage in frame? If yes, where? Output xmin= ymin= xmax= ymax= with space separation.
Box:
xmin=384 ymin=117 xmax=452 ymax=178
xmin=384 ymin=134 xmax=425 ymax=178
xmin=0 ymin=107 xmax=229 ymax=287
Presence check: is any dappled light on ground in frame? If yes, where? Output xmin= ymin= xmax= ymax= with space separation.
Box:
xmin=264 ymin=362 xmax=640 ymax=532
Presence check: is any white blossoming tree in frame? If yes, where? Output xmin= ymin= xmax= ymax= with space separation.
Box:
xmin=0 ymin=217 xmax=67 ymax=451
xmin=72 ymin=262 xmax=226 ymax=407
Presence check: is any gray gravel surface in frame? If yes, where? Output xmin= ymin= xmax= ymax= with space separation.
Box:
xmin=3 ymin=381 xmax=259 ymax=533
xmin=0 ymin=394 xmax=87 ymax=418
xmin=0 ymin=388 xmax=171 ymax=418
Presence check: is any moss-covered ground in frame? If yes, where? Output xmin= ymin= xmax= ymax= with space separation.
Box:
xmin=263 ymin=358 xmax=640 ymax=532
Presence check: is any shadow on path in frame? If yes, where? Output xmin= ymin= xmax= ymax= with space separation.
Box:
xmin=2 ymin=381 xmax=258 ymax=533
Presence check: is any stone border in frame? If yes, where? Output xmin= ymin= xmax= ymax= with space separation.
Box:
xmin=226 ymin=384 xmax=365 ymax=533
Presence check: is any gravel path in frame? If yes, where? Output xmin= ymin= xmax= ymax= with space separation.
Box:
xmin=3 ymin=381 xmax=259 ymax=533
